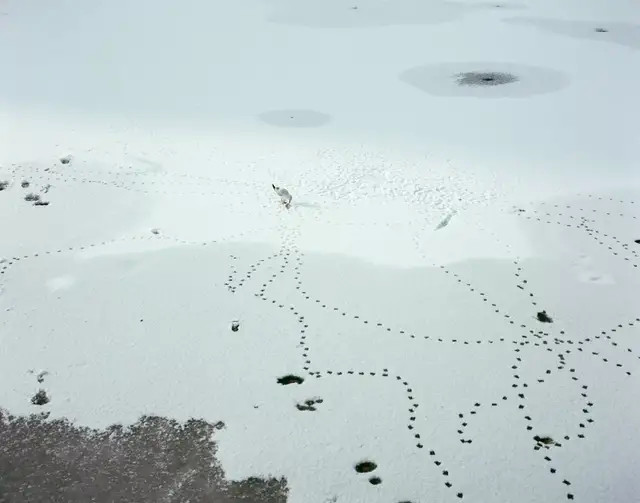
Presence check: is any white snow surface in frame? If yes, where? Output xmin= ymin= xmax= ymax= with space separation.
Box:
xmin=1 ymin=0 xmax=640 ymax=502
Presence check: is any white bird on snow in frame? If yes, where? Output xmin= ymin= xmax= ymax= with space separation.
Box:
xmin=272 ymin=183 xmax=292 ymax=208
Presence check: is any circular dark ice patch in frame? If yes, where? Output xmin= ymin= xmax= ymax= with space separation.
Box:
xmin=355 ymin=461 xmax=377 ymax=473
xmin=400 ymin=61 xmax=568 ymax=98
xmin=455 ymin=71 xmax=519 ymax=87
xmin=258 ymin=109 xmax=331 ymax=128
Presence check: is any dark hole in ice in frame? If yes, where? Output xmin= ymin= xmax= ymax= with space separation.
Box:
xmin=355 ymin=461 xmax=377 ymax=473
xmin=31 ymin=389 xmax=50 ymax=406
xmin=277 ymin=375 xmax=304 ymax=385
xmin=455 ymin=71 xmax=518 ymax=87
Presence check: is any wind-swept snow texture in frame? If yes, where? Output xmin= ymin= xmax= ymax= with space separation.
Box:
xmin=1 ymin=0 xmax=640 ymax=502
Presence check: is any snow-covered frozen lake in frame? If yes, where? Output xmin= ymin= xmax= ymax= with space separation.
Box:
xmin=1 ymin=0 xmax=639 ymax=502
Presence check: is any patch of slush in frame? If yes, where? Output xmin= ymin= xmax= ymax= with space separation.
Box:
xmin=400 ymin=62 xmax=570 ymax=98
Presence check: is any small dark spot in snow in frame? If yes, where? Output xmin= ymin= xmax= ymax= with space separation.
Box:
xmin=634 ymin=239 xmax=640 ymax=244
xmin=21 ymin=181 xmax=30 ymax=188
xmin=60 ymin=156 xmax=72 ymax=165
xmin=24 ymin=193 xmax=40 ymax=202
xmin=151 ymin=228 xmax=160 ymax=235
xmin=368 ymin=476 xmax=382 ymax=485
xmin=31 ymin=389 xmax=50 ymax=406
xmin=36 ymin=371 xmax=48 ymax=384
xmin=231 ymin=321 xmax=240 ymax=332
xmin=0 ymin=181 xmax=8 ymax=191
xmin=355 ymin=461 xmax=377 ymax=473
xmin=537 ymin=311 xmax=553 ymax=323
xmin=594 ymin=27 xmax=608 ymax=32
xmin=277 ymin=374 xmax=304 ymax=385
xmin=34 ymin=201 xmax=50 ymax=207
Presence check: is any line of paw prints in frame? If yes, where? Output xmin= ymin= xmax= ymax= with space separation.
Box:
xmin=0 ymin=230 xmax=251 ymax=282
xmin=574 ymin=320 xmax=640 ymax=377
xmin=455 ymin=337 xmax=551 ymax=443
xmin=227 ymin=255 xmax=239 ymax=293
xmin=516 ymin=208 xmax=585 ymax=230
xmin=273 ymin=246 xmax=460 ymax=499
xmin=455 ymin=339 xmax=582 ymax=500
xmin=477 ymin=221 xmax=537 ymax=307
xmin=511 ymin=344 xmax=579 ymax=500
xmin=13 ymin=160 xmax=264 ymax=192
xmin=513 ymin=259 xmax=543 ymax=309
xmin=310 ymin=369 xmax=465 ymax=499
xmin=534 ymin=199 xmax=638 ymax=224
xmin=525 ymin=334 xmax=602 ymax=437
xmin=477 ymin=217 xmax=573 ymax=341
xmin=563 ymin=364 xmax=595 ymax=440
xmin=582 ymin=194 xmax=638 ymax=218
xmin=531 ymin=370 xmax=588 ymax=502
xmin=581 ymin=222 xmax=639 ymax=269
xmin=0 ymin=235 xmax=152 ymax=277
xmin=438 ymin=264 xmax=529 ymax=331
xmin=510 ymin=335 xmax=590 ymax=448
xmin=10 ymin=167 xmax=267 ymax=210
xmin=293 ymin=260 xmax=511 ymax=346
xmin=519 ymin=202 xmax=638 ymax=267
xmin=510 ymin=204 xmax=638 ymax=374
xmin=411 ymin=233 xmax=542 ymax=338
xmin=48 ymin=171 xmax=256 ymax=199
xmin=226 ymin=251 xmax=282 ymax=294
xmin=541 ymin=347 xmax=596 ymax=440
xmin=251 ymin=247 xmax=314 ymax=372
